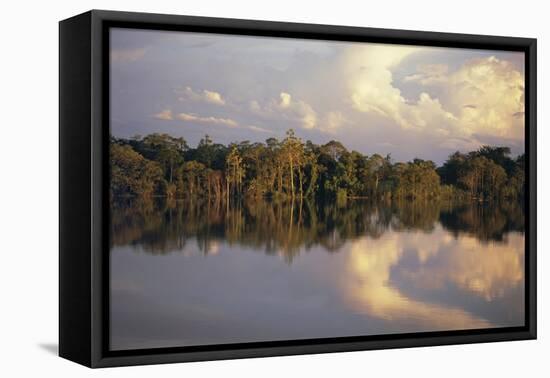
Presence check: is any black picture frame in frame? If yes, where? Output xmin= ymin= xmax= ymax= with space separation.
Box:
xmin=59 ymin=9 xmax=537 ymax=368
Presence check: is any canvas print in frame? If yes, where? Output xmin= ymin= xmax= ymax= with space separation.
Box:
xmin=109 ymin=28 xmax=526 ymax=351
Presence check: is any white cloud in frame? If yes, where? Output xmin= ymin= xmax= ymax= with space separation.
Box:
xmin=404 ymin=63 xmax=449 ymax=85
xmin=177 ymin=86 xmax=226 ymax=105
xmin=407 ymin=92 xmax=458 ymax=130
xmin=203 ymin=90 xmax=226 ymax=105
xmin=250 ymin=91 xmax=318 ymax=130
xmin=110 ymin=47 xmax=147 ymax=63
xmin=277 ymin=91 xmax=317 ymax=129
xmin=279 ymin=92 xmax=292 ymax=108
xmin=176 ymin=112 xmax=238 ymax=127
xmin=346 ymin=45 xmax=524 ymax=143
xmin=153 ymin=109 xmax=173 ymax=120
xmin=247 ymin=125 xmax=273 ymax=133
xmin=300 ymin=106 xmax=317 ymax=129
xmin=322 ymin=111 xmax=347 ymax=134
xmin=153 ymin=109 xmax=272 ymax=134
xmin=249 ymin=93 xmax=350 ymax=133
xmin=446 ymin=56 xmax=524 ymax=140
xmin=347 ymin=44 xmax=423 ymax=129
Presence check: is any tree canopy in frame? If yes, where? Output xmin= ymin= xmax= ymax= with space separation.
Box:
xmin=110 ymin=131 xmax=525 ymax=203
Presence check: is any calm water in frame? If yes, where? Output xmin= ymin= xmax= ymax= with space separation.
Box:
xmin=110 ymin=198 xmax=525 ymax=351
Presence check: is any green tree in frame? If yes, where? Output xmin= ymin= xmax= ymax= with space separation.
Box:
xmin=140 ymin=133 xmax=187 ymax=185
xmin=110 ymin=144 xmax=164 ymax=196
xmin=281 ymin=129 xmax=306 ymax=199
xmin=226 ymin=145 xmax=245 ymax=198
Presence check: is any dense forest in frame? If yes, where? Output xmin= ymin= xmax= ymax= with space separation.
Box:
xmin=110 ymin=130 xmax=525 ymax=202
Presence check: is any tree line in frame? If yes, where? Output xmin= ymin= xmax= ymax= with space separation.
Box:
xmin=110 ymin=130 xmax=525 ymax=202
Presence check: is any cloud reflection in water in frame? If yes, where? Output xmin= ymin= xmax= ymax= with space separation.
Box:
xmin=343 ymin=226 xmax=524 ymax=330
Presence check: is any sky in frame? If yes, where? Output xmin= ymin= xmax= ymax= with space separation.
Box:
xmin=110 ymin=28 xmax=525 ymax=164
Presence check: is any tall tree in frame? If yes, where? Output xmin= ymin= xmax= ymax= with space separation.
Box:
xmin=226 ymin=145 xmax=245 ymax=198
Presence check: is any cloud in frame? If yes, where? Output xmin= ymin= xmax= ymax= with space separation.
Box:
xmin=250 ymin=93 xmax=349 ymax=134
xmin=346 ymin=45 xmax=458 ymax=134
xmin=177 ymin=86 xmax=226 ymax=105
xmin=322 ymin=111 xmax=347 ymax=134
xmin=247 ymin=125 xmax=273 ymax=133
xmin=276 ymin=92 xmax=317 ymax=129
xmin=176 ymin=112 xmax=238 ymax=127
xmin=346 ymin=46 xmax=525 ymax=144
xmin=153 ymin=109 xmax=272 ymax=134
xmin=445 ymin=56 xmax=525 ymax=140
xmin=250 ymin=92 xmax=318 ymax=130
xmin=300 ymin=105 xmax=317 ymax=129
xmin=404 ymin=63 xmax=449 ymax=85
xmin=279 ymin=92 xmax=292 ymax=108
xmin=110 ymin=47 xmax=148 ymax=63
xmin=153 ymin=109 xmax=173 ymax=120
xmin=346 ymin=44 xmax=428 ymax=130
xmin=203 ymin=90 xmax=225 ymax=105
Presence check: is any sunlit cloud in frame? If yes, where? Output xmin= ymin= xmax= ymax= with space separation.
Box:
xmin=153 ymin=109 xmax=173 ymax=121
xmin=250 ymin=92 xmax=318 ymax=130
xmin=321 ymin=111 xmax=347 ymax=134
xmin=279 ymin=92 xmax=292 ymax=108
xmin=247 ymin=125 xmax=274 ymax=133
xmin=154 ymin=108 xmax=273 ymax=134
xmin=176 ymin=112 xmax=238 ymax=127
xmin=346 ymin=45 xmax=460 ymax=133
xmin=403 ymin=56 xmax=525 ymax=140
xmin=346 ymin=44 xmax=422 ymax=129
xmin=346 ymin=45 xmax=524 ymax=142
xmin=446 ymin=56 xmax=524 ymax=140
xmin=404 ymin=63 xmax=449 ymax=85
xmin=110 ymin=47 xmax=148 ymax=63
xmin=204 ymin=90 xmax=225 ymax=105
xmin=177 ymin=86 xmax=226 ymax=105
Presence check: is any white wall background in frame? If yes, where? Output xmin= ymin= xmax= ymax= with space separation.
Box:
xmin=0 ymin=0 xmax=546 ymax=376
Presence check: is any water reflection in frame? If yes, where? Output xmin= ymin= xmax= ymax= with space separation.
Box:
xmin=344 ymin=228 xmax=524 ymax=330
xmin=110 ymin=198 xmax=525 ymax=350
xmin=111 ymin=198 xmax=524 ymax=257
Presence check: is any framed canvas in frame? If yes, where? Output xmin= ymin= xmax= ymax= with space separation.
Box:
xmin=59 ymin=10 xmax=537 ymax=368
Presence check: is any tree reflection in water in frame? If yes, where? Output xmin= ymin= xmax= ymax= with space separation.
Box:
xmin=110 ymin=197 xmax=524 ymax=261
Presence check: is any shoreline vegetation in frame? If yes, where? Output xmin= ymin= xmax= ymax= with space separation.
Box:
xmin=110 ymin=129 xmax=524 ymax=203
